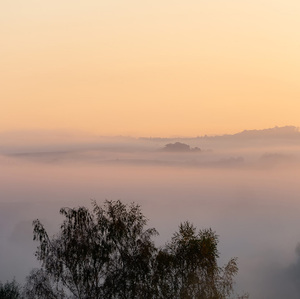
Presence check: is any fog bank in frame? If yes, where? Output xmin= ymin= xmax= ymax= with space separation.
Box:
xmin=1 ymin=127 xmax=300 ymax=298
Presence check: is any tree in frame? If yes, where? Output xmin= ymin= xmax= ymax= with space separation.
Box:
xmin=29 ymin=200 xmax=157 ymax=299
xmin=27 ymin=200 xmax=247 ymax=299
xmin=0 ymin=279 xmax=21 ymax=299
xmin=153 ymin=222 xmax=245 ymax=299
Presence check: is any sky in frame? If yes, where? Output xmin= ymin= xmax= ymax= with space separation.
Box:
xmin=2 ymin=2 xmax=300 ymax=297
xmin=1 ymin=0 xmax=300 ymax=137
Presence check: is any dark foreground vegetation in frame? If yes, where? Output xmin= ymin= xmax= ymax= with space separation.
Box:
xmin=1 ymin=200 xmax=248 ymax=299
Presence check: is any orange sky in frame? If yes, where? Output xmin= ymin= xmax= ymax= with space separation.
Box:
xmin=1 ymin=0 xmax=300 ymax=137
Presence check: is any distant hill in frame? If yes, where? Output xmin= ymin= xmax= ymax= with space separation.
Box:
xmin=142 ymin=126 xmax=300 ymax=143
xmin=231 ymin=126 xmax=300 ymax=138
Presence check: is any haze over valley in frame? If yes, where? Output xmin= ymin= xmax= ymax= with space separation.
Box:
xmin=1 ymin=126 xmax=300 ymax=298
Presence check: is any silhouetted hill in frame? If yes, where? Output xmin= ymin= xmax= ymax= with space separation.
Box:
xmin=141 ymin=126 xmax=300 ymax=142
xmin=232 ymin=126 xmax=300 ymax=139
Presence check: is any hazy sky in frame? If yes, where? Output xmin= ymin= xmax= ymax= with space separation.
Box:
xmin=1 ymin=0 xmax=300 ymax=136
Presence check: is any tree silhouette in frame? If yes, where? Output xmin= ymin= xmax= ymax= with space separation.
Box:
xmin=153 ymin=222 xmax=242 ymax=298
xmin=26 ymin=200 xmax=248 ymax=299
xmin=0 ymin=279 xmax=21 ymax=299
xmin=29 ymin=200 xmax=157 ymax=299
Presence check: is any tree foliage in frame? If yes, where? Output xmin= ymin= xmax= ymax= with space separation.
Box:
xmin=29 ymin=200 xmax=157 ymax=299
xmin=0 ymin=279 xmax=21 ymax=299
xmin=153 ymin=222 xmax=242 ymax=299
xmin=24 ymin=200 xmax=247 ymax=299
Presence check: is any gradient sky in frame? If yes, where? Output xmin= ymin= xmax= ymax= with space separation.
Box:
xmin=1 ymin=0 xmax=300 ymax=137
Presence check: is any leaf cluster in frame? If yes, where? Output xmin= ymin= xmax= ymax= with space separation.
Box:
xmin=0 ymin=279 xmax=21 ymax=299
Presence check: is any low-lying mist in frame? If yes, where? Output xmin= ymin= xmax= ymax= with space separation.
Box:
xmin=1 ymin=126 xmax=300 ymax=298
